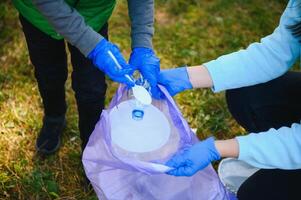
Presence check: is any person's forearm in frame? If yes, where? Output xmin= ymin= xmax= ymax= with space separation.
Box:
xmin=215 ymin=138 xmax=239 ymax=158
xmin=236 ymin=123 xmax=301 ymax=169
xmin=187 ymin=65 xmax=214 ymax=89
xmin=128 ymin=0 xmax=154 ymax=49
xmin=32 ymin=0 xmax=102 ymax=56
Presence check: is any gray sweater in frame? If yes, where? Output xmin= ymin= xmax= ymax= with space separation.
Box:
xmin=32 ymin=0 xmax=154 ymax=56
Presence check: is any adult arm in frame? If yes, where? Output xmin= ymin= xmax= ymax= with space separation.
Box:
xmin=203 ymin=1 xmax=300 ymax=92
xmin=165 ymin=124 xmax=301 ymax=177
xmin=215 ymin=122 xmax=301 ymax=169
xmin=159 ymin=0 xmax=301 ymax=95
xmin=235 ymin=123 xmax=301 ymax=169
xmin=32 ymin=0 xmax=102 ymax=56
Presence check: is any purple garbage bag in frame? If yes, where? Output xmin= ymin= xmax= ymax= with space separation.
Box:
xmin=82 ymin=85 xmax=236 ymax=200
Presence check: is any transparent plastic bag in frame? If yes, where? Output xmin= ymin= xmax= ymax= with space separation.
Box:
xmin=218 ymin=158 xmax=260 ymax=194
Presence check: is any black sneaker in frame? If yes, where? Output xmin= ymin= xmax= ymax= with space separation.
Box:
xmin=36 ymin=115 xmax=66 ymax=155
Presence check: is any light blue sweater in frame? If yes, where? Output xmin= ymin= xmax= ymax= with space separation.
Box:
xmin=204 ymin=0 xmax=301 ymax=169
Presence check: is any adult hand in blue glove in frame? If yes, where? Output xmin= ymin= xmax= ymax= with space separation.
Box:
xmin=129 ymin=47 xmax=161 ymax=98
xmin=88 ymin=39 xmax=135 ymax=87
xmin=166 ymin=137 xmax=221 ymax=177
xmin=158 ymin=67 xmax=193 ymax=96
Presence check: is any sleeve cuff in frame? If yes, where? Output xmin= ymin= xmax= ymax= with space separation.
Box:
xmin=131 ymin=33 xmax=153 ymax=49
xmin=77 ymin=27 xmax=104 ymax=57
xmin=236 ymin=135 xmax=254 ymax=162
xmin=203 ymin=59 xmax=225 ymax=93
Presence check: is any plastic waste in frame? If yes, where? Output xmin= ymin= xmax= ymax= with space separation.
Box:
xmin=110 ymin=99 xmax=171 ymax=154
xmin=82 ymin=85 xmax=236 ymax=200
xmin=108 ymin=50 xmax=152 ymax=106
xmin=132 ymin=85 xmax=152 ymax=105
xmin=218 ymin=158 xmax=260 ymax=194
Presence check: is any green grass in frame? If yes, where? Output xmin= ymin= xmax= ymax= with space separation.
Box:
xmin=0 ymin=0 xmax=286 ymax=199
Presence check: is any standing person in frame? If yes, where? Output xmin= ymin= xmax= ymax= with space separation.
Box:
xmin=159 ymin=0 xmax=301 ymax=199
xmin=13 ymin=0 xmax=160 ymax=155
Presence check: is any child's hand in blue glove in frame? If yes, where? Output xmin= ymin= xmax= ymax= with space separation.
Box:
xmin=166 ymin=137 xmax=221 ymax=177
xmin=158 ymin=67 xmax=193 ymax=96
xmin=88 ymin=39 xmax=135 ymax=87
xmin=129 ymin=47 xmax=161 ymax=98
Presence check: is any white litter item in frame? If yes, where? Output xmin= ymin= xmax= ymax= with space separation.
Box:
xmin=149 ymin=162 xmax=174 ymax=172
xmin=132 ymin=85 xmax=152 ymax=105
xmin=132 ymin=161 xmax=174 ymax=173
xmin=110 ymin=99 xmax=171 ymax=153
xmin=108 ymin=50 xmax=152 ymax=106
xmin=218 ymin=158 xmax=260 ymax=194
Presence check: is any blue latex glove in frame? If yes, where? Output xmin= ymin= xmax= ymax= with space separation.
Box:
xmin=158 ymin=67 xmax=193 ymax=96
xmin=166 ymin=137 xmax=221 ymax=177
xmin=129 ymin=47 xmax=161 ymax=98
xmin=88 ymin=39 xmax=135 ymax=87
